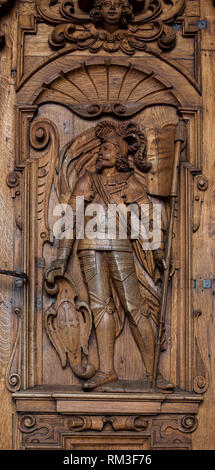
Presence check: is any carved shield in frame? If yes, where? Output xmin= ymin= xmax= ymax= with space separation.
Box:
xmin=45 ymin=276 xmax=95 ymax=379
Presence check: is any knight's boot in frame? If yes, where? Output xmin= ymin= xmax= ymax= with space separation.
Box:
xmin=152 ymin=372 xmax=174 ymax=391
xmin=129 ymin=315 xmax=155 ymax=383
xmin=83 ymin=312 xmax=117 ymax=390
xmin=130 ymin=317 xmax=174 ymax=391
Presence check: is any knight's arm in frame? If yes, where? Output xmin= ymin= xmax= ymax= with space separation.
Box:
xmin=45 ymin=173 xmax=93 ymax=283
xmin=56 ymin=193 xmax=76 ymax=264
xmin=57 ymin=172 xmax=94 ymax=262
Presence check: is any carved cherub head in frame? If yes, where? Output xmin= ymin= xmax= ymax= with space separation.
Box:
xmin=90 ymin=0 xmax=134 ymax=31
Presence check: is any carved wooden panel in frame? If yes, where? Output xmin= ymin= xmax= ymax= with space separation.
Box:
xmin=1 ymin=0 xmax=214 ymax=451
xmin=13 ymin=390 xmax=202 ymax=450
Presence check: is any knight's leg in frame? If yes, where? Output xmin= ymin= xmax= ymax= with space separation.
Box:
xmin=108 ymin=251 xmax=154 ymax=379
xmin=78 ymin=250 xmax=117 ymax=389
xmin=109 ymin=251 xmax=173 ymax=389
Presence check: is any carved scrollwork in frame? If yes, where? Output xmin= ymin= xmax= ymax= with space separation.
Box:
xmin=5 ymin=308 xmax=22 ymax=393
xmin=68 ymin=415 xmax=149 ymax=432
xmin=193 ymin=375 xmax=208 ymax=395
xmin=196 ymin=175 xmax=209 ymax=192
xmin=6 ymin=171 xmax=23 ymax=229
xmin=17 ymin=412 xmax=200 ymax=449
xmin=180 ymin=415 xmax=198 ymax=433
xmin=193 ymin=174 xmax=209 ymax=233
xmin=160 ymin=414 xmax=198 ymax=445
xmin=30 ymin=120 xmax=54 ymax=151
xmin=29 ymin=118 xmax=60 ymax=246
xmin=7 ymin=171 xmax=21 ymax=199
xmin=19 ymin=415 xmax=36 ymax=433
xmin=111 ymin=416 xmax=149 ymax=432
xmin=193 ymin=312 xmax=209 ymax=395
xmin=19 ymin=415 xmax=53 ymax=443
xmin=36 ymin=0 xmax=185 ymax=55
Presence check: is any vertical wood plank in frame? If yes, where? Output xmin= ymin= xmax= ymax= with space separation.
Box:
xmin=0 ymin=4 xmax=18 ymax=450
xmin=192 ymin=0 xmax=215 ymax=450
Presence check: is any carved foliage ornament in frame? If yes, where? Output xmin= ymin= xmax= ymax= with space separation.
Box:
xmin=18 ymin=413 xmax=198 ymax=449
xmin=36 ymin=0 xmax=185 ymax=55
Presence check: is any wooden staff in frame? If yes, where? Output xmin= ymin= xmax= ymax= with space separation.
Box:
xmin=152 ymin=118 xmax=186 ymax=388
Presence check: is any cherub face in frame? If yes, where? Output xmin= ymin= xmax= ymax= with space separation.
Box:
xmin=100 ymin=0 xmax=123 ymax=25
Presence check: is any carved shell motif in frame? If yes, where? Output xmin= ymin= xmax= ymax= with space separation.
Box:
xmin=35 ymin=61 xmax=180 ymax=119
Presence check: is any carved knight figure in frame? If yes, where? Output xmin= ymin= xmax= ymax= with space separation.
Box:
xmin=45 ymin=120 xmax=174 ymax=391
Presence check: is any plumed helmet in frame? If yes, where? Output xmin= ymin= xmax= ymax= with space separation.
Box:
xmin=95 ymin=120 xmax=152 ymax=172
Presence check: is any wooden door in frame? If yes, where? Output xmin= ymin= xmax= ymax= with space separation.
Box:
xmin=0 ymin=0 xmax=214 ymax=450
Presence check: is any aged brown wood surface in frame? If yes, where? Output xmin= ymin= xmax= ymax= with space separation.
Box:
xmin=192 ymin=0 xmax=215 ymax=451
xmin=0 ymin=0 xmax=215 ymax=450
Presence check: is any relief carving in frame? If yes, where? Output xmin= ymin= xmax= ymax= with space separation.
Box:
xmin=44 ymin=117 xmax=185 ymax=391
xmin=0 ymin=0 xmax=209 ymax=452
xmin=193 ymin=175 xmax=209 ymax=233
xmin=18 ymin=415 xmax=53 ymax=444
xmin=17 ymin=412 xmax=199 ymax=450
xmin=5 ymin=308 xmax=22 ymax=392
xmin=44 ymin=275 xmax=95 ymax=380
xmin=36 ymin=61 xmax=180 ymax=120
xmin=193 ymin=310 xmax=209 ymax=394
xmin=36 ymin=0 xmax=185 ymax=54
xmin=68 ymin=415 xmax=149 ymax=432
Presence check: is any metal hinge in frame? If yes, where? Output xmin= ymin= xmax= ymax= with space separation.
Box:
xmin=0 ymin=269 xmax=28 ymax=280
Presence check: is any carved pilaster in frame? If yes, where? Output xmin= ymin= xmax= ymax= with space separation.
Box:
xmin=193 ymin=175 xmax=209 ymax=233
xmin=5 ymin=308 xmax=22 ymax=393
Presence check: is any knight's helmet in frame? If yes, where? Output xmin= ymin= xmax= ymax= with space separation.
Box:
xmin=95 ymin=120 xmax=151 ymax=172
xmin=97 ymin=127 xmax=129 ymax=159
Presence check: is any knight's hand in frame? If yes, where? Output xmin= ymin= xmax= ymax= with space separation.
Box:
xmin=44 ymin=259 xmax=67 ymax=285
xmin=153 ymin=249 xmax=167 ymax=270
xmin=169 ymin=259 xmax=175 ymax=278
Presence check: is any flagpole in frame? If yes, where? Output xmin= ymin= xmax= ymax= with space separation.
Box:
xmin=152 ymin=118 xmax=186 ymax=389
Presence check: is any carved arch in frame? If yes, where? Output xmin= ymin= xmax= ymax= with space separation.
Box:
xmin=9 ymin=45 xmax=204 ymax=394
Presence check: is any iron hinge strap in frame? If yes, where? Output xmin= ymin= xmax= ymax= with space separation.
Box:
xmin=0 ymin=269 xmax=28 ymax=280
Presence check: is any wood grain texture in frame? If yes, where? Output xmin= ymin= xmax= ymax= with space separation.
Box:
xmin=192 ymin=0 xmax=215 ymax=450
xmin=0 ymin=0 xmax=215 ymax=451
xmin=0 ymin=1 xmax=18 ymax=449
